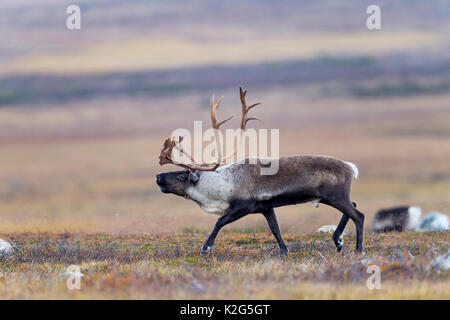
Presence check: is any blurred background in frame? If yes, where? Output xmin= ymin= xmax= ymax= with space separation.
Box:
xmin=0 ymin=0 xmax=449 ymax=234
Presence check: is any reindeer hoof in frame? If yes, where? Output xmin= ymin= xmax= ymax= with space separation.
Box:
xmin=334 ymin=236 xmax=344 ymax=252
xmin=280 ymin=247 xmax=289 ymax=256
xmin=201 ymin=246 xmax=213 ymax=254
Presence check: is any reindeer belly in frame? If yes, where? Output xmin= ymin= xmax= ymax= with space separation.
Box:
xmin=256 ymin=189 xmax=318 ymax=209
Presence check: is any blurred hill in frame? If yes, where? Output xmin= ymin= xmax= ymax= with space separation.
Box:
xmin=0 ymin=0 xmax=449 ymax=75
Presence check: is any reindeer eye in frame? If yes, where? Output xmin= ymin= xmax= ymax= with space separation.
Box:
xmin=177 ymin=173 xmax=188 ymax=181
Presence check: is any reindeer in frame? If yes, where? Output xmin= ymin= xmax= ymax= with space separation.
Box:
xmin=156 ymin=88 xmax=365 ymax=255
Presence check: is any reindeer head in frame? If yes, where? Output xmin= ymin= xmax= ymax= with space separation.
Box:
xmin=156 ymin=169 xmax=199 ymax=196
xmin=156 ymin=87 xmax=261 ymax=197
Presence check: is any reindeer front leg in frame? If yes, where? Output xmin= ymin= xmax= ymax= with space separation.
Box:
xmin=263 ymin=208 xmax=289 ymax=256
xmin=202 ymin=209 xmax=248 ymax=254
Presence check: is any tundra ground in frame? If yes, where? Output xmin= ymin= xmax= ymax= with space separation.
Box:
xmin=0 ymin=231 xmax=448 ymax=299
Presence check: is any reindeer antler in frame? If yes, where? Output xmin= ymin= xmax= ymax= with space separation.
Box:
xmin=208 ymin=87 xmax=262 ymax=163
xmin=239 ymin=87 xmax=261 ymax=130
xmin=159 ymin=136 xmax=220 ymax=171
xmin=158 ymin=87 xmax=261 ymax=172
xmin=216 ymin=87 xmax=261 ymax=163
xmin=210 ymin=95 xmax=233 ymax=130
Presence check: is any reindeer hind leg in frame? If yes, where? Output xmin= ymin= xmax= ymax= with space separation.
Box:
xmin=333 ymin=214 xmax=349 ymax=252
xmin=326 ymin=198 xmax=365 ymax=254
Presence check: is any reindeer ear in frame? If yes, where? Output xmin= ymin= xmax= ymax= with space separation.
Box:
xmin=189 ymin=171 xmax=199 ymax=185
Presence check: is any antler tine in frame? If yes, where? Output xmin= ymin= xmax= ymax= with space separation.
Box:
xmin=158 ymin=87 xmax=262 ymax=172
xmin=158 ymin=94 xmax=233 ymax=172
xmin=215 ymin=87 xmax=262 ymax=163
xmin=159 ymin=136 xmax=219 ymax=172
xmin=239 ymin=87 xmax=261 ymax=130
xmin=158 ymin=136 xmax=180 ymax=166
xmin=210 ymin=95 xmax=233 ymax=129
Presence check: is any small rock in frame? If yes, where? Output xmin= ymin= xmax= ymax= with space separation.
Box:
xmin=360 ymin=258 xmax=374 ymax=265
xmin=190 ymin=279 xmax=206 ymax=293
xmin=428 ymin=252 xmax=450 ymax=272
xmin=420 ymin=212 xmax=449 ymax=231
xmin=316 ymin=225 xmax=345 ymax=235
xmin=0 ymin=239 xmax=14 ymax=259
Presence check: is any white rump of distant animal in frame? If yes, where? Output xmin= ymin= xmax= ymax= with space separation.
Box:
xmin=420 ymin=212 xmax=449 ymax=231
xmin=372 ymin=206 xmax=421 ymax=233
xmin=406 ymin=206 xmax=422 ymax=231
xmin=0 ymin=239 xmax=14 ymax=259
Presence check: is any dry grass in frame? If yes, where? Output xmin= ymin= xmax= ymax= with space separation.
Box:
xmin=0 ymin=231 xmax=448 ymax=299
